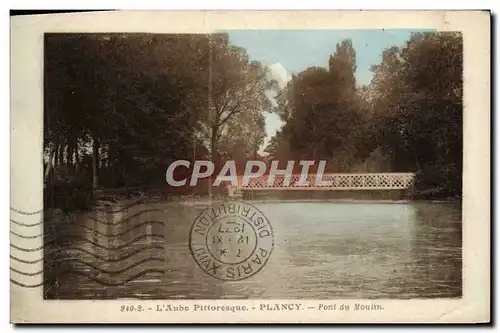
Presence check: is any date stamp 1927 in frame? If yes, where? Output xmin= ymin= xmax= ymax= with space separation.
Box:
xmin=188 ymin=201 xmax=274 ymax=281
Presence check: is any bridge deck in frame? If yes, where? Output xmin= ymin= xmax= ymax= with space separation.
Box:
xmin=231 ymin=173 xmax=415 ymax=192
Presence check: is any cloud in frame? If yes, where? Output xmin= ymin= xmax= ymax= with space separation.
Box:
xmin=258 ymin=63 xmax=289 ymax=155
xmin=265 ymin=62 xmax=292 ymax=107
xmin=268 ymin=62 xmax=292 ymax=89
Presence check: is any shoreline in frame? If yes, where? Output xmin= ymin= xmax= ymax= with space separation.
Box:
xmin=92 ymin=195 xmax=461 ymax=209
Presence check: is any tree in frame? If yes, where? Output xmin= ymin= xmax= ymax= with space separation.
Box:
xmin=218 ymin=110 xmax=266 ymax=160
xmin=264 ymin=129 xmax=290 ymax=160
xmin=44 ymin=34 xmax=210 ymax=190
xmin=195 ymin=34 xmax=278 ymax=162
xmin=271 ymin=39 xmax=363 ymax=170
xmin=369 ymin=32 xmax=463 ymax=197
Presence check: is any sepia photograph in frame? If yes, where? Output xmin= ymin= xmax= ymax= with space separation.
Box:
xmin=9 ymin=10 xmax=489 ymax=323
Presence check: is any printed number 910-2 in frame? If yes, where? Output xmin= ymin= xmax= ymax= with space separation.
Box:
xmin=120 ymin=305 xmax=144 ymax=312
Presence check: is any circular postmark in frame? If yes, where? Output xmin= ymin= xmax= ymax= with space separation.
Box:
xmin=189 ymin=201 xmax=274 ymax=281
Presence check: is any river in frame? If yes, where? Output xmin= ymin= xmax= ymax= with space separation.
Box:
xmin=44 ymin=200 xmax=462 ymax=299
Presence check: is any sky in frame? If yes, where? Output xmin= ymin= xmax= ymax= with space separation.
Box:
xmin=223 ymin=29 xmax=433 ymax=154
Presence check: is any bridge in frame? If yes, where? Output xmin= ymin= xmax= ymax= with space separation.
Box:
xmin=228 ymin=173 xmax=415 ymax=197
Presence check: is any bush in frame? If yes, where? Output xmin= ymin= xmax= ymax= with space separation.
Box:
xmin=44 ymin=166 xmax=94 ymax=213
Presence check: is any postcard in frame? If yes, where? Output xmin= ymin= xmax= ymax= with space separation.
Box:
xmin=10 ymin=10 xmax=490 ymax=323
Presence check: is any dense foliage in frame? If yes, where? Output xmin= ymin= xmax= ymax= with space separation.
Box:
xmin=44 ymin=33 xmax=274 ymax=207
xmin=266 ymin=32 xmax=463 ymax=198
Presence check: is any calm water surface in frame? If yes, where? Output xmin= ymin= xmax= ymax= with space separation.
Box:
xmin=45 ymin=201 xmax=462 ymax=299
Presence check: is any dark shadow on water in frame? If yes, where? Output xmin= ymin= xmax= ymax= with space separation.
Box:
xmin=410 ymin=202 xmax=462 ymax=298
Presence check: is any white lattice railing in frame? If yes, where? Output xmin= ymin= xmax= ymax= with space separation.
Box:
xmin=233 ymin=173 xmax=415 ymax=191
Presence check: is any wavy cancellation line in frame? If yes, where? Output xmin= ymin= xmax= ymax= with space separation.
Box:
xmin=61 ymin=233 xmax=163 ymax=249
xmin=11 ymin=269 xmax=165 ymax=288
xmin=61 ymin=244 xmax=167 ymax=262
xmin=11 ymin=234 xmax=164 ymax=253
xmin=61 ymin=268 xmax=165 ymax=286
xmin=75 ymin=220 xmax=165 ymax=237
xmin=10 ymin=230 xmax=44 ymax=239
xmin=10 ymin=220 xmax=164 ymax=239
xmin=10 ymin=207 xmax=44 ymax=216
xmin=10 ymin=244 xmax=165 ymax=264
xmin=10 ymin=279 xmax=44 ymax=288
xmin=10 ymin=244 xmax=44 ymax=252
xmin=91 ymin=200 xmax=165 ymax=213
xmin=10 ymin=255 xmax=43 ymax=264
xmin=84 ymin=209 xmax=166 ymax=226
xmin=10 ymin=267 xmax=43 ymax=276
xmin=11 ymin=204 xmax=165 ymax=216
xmin=10 ymin=218 xmax=43 ymax=227
xmin=11 ymin=257 xmax=165 ymax=276
xmin=11 ymin=207 xmax=166 ymax=230
xmin=10 ymin=202 xmax=157 ymax=215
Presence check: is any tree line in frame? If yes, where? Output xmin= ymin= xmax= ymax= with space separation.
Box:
xmin=44 ymin=33 xmax=274 ymax=206
xmin=44 ymin=32 xmax=462 ymax=210
xmin=266 ymin=32 xmax=462 ymax=198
